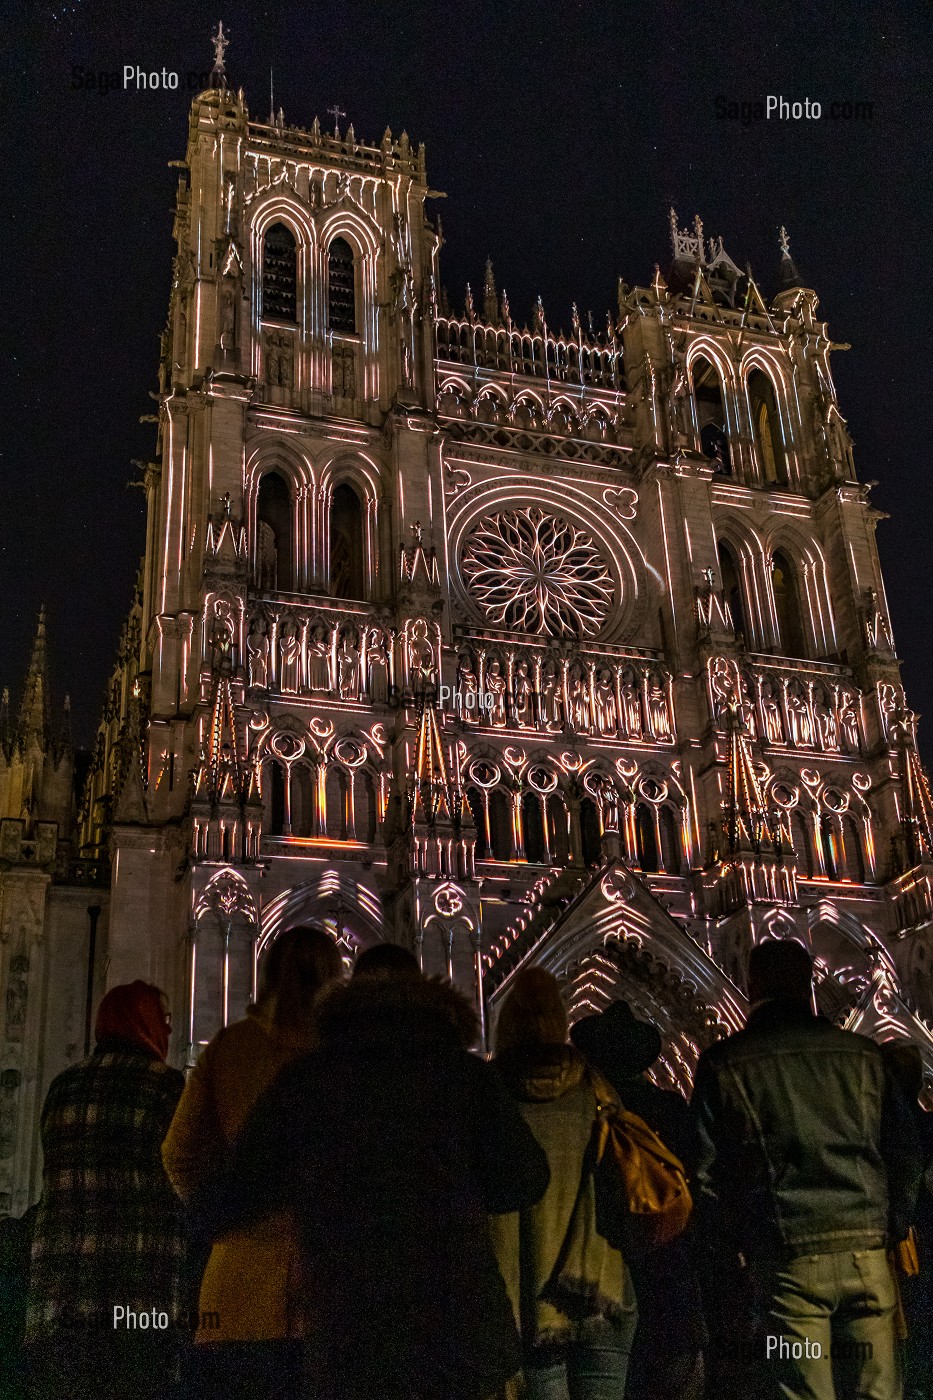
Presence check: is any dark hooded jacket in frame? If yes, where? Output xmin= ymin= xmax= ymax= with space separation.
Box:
xmin=191 ymin=974 xmax=550 ymax=1400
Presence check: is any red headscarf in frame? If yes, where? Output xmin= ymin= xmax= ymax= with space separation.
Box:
xmin=94 ymin=981 xmax=170 ymax=1061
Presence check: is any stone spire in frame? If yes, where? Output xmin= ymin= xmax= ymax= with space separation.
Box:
xmin=17 ymin=607 xmax=51 ymax=749
xmin=482 ymin=258 xmax=498 ymax=326
xmin=777 ymin=225 xmax=803 ymax=292
xmin=210 ymin=19 xmax=229 ymax=88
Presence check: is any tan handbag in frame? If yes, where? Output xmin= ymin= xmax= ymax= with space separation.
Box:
xmin=590 ymin=1075 xmax=693 ymax=1255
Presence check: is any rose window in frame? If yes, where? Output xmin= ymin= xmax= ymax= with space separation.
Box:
xmin=461 ymin=507 xmax=614 ymax=637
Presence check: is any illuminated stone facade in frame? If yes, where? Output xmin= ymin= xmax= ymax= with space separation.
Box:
xmin=4 ymin=58 xmax=933 ymax=1209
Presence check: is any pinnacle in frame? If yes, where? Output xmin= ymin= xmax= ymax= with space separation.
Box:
xmin=16 ymin=606 xmax=52 ymax=748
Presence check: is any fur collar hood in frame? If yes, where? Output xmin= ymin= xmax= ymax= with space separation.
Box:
xmin=314 ymin=974 xmax=480 ymax=1052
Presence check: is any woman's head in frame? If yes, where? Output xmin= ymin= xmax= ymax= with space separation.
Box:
xmin=94 ymin=981 xmax=171 ymax=1061
xmin=495 ymin=967 xmax=568 ymax=1055
xmin=259 ymin=925 xmax=344 ymax=1026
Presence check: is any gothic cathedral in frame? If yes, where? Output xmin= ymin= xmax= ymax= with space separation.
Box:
xmin=2 ymin=54 xmax=933 ymax=1212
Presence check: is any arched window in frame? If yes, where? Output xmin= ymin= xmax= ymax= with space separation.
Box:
xmin=257 ymin=473 xmax=294 ymax=592
xmin=692 ymin=357 xmax=730 ymax=472
xmin=467 ymin=787 xmax=488 ymax=860
xmin=326 ymin=766 xmax=348 ymax=840
xmin=580 ymin=797 xmax=602 ymax=868
xmin=357 ymin=773 xmax=377 ymax=844
xmin=290 ymin=765 xmax=315 ymax=838
xmin=792 ymin=810 xmax=813 ymax=878
xmin=262 ymin=223 xmax=297 ymax=322
xmin=718 ymin=541 xmax=747 ymax=642
xmin=268 ymin=762 xmax=287 ymax=835
xmin=523 ymin=792 xmax=547 ymax=864
xmin=329 ymin=483 xmax=365 ymax=599
xmin=658 ymin=807 xmax=680 ymax=874
xmin=772 ymin=550 xmax=807 ymax=658
xmin=328 ymin=237 xmax=357 ymax=334
xmin=489 ymin=790 xmax=512 ymax=861
xmin=547 ymin=795 xmax=570 ymax=865
xmin=843 ymin=816 xmax=865 ymax=883
xmin=820 ymin=814 xmax=840 ymax=881
xmin=636 ymin=803 xmax=659 ymax=872
xmin=748 ymin=371 xmax=787 ymax=486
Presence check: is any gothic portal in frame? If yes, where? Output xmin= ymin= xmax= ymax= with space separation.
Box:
xmin=2 ymin=45 xmax=933 ymax=1213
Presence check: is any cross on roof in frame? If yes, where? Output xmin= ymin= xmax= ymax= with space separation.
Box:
xmin=328 ymin=105 xmax=346 ymax=136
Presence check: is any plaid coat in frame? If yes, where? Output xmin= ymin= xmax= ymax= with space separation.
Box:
xmin=25 ymin=1044 xmax=187 ymax=1340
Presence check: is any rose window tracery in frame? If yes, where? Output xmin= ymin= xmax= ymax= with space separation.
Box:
xmin=460 ymin=507 xmax=614 ymax=637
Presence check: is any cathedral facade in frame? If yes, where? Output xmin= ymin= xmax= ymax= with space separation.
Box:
xmin=3 ymin=54 xmax=933 ymax=1212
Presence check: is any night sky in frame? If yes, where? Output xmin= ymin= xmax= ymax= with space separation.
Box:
xmin=4 ymin=1 xmax=931 ymax=759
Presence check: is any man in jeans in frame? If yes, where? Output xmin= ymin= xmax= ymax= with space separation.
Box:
xmin=691 ymin=938 xmax=921 ymax=1400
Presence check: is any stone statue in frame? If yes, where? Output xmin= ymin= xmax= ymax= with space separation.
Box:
xmin=367 ymin=628 xmax=390 ymax=704
xmin=760 ymin=679 xmax=785 ymax=744
xmin=620 ymin=671 xmax=643 ymax=739
xmin=4 ymin=956 xmax=29 ymax=1045
xmin=594 ymin=668 xmax=617 ymax=735
xmin=308 ymin=623 xmax=332 ymax=694
xmin=567 ymin=665 xmax=590 ymax=732
xmin=246 ymin=614 xmax=269 ymax=689
xmin=539 ymin=658 xmax=563 ymax=730
xmin=278 ymin=616 xmax=301 ymax=693
xmin=839 ymin=692 xmax=861 ymax=754
xmin=337 ymin=627 xmax=361 ymax=700
xmin=786 ymin=685 xmax=814 ymax=747
xmin=647 ymin=673 xmax=673 ymax=741
xmin=512 ymin=659 xmax=534 ymax=727
xmin=485 ymin=658 xmax=508 ymax=727
xmin=407 ymin=622 xmax=436 ymax=694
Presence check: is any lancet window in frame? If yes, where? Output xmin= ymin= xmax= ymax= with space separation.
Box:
xmin=329 ymin=483 xmax=365 ymax=599
xmin=718 ymin=541 xmax=747 ymax=642
xmin=749 ymin=370 xmax=788 ymax=486
xmin=262 ymin=223 xmax=298 ymax=322
xmin=692 ymin=357 xmax=730 ymax=472
xmin=771 ymin=550 xmax=807 ymax=658
xmin=256 ymin=472 xmax=294 ymax=593
xmin=328 ymin=237 xmax=357 ymax=335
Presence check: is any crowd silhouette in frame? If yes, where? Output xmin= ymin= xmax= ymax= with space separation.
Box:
xmin=1 ymin=931 xmax=929 ymax=1400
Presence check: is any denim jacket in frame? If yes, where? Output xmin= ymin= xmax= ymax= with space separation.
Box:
xmin=691 ymin=1000 xmax=921 ymax=1257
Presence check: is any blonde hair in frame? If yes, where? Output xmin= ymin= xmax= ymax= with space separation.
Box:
xmin=495 ymin=966 xmax=568 ymax=1054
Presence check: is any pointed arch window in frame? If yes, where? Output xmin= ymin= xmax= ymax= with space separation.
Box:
xmin=467 ymin=787 xmax=488 ymax=860
xmin=843 ymin=816 xmax=866 ymax=883
xmin=268 ymin=762 xmax=287 ymax=835
xmin=488 ymin=790 xmax=512 ymax=861
xmin=820 ymin=814 xmax=840 ymax=880
xmin=692 ymin=357 xmax=730 ymax=472
xmin=792 ymin=810 xmax=813 ymax=878
xmin=329 ymin=483 xmax=365 ymax=599
xmin=262 ymin=223 xmax=297 ymax=322
xmin=256 ymin=472 xmax=294 ymax=592
xmin=771 ymin=550 xmax=807 ymax=658
xmin=718 ymin=541 xmax=747 ymax=642
xmin=523 ymin=792 xmax=547 ymax=864
xmin=580 ymin=797 xmax=602 ymax=868
xmin=328 ymin=237 xmax=357 ymax=335
xmin=636 ymin=803 xmax=659 ymax=872
xmin=658 ymin=807 xmax=680 ymax=874
xmin=290 ymin=765 xmax=315 ymax=838
xmin=749 ymin=370 xmax=787 ymax=486
xmin=547 ymin=795 xmax=570 ymax=865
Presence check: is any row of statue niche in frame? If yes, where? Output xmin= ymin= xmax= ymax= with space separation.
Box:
xmin=455 ymin=649 xmax=675 ymax=741
xmin=710 ymin=660 xmax=862 ymax=753
xmin=246 ymin=613 xmax=438 ymax=701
